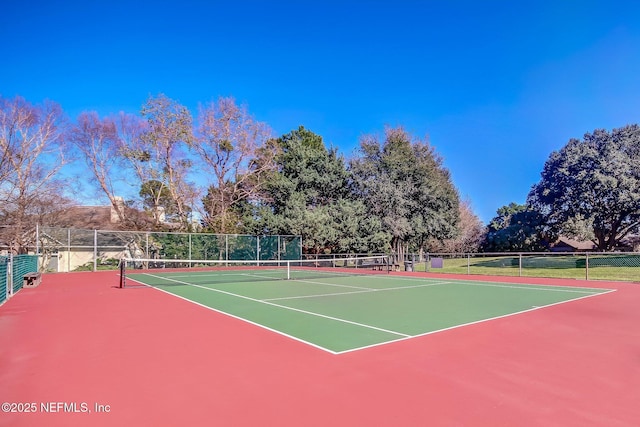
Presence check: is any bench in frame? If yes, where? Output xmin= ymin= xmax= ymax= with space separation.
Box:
xmin=360 ymin=262 xmax=400 ymax=272
xmin=23 ymin=272 xmax=42 ymax=288
xmin=360 ymin=262 xmax=386 ymax=271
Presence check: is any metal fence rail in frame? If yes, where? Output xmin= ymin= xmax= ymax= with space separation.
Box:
xmin=409 ymin=252 xmax=640 ymax=282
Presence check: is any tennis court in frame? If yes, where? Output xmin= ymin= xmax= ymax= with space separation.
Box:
xmin=123 ymin=257 xmax=613 ymax=354
xmin=2 ymin=262 xmax=639 ymax=426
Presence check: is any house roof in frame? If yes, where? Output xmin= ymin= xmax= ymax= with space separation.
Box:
xmin=54 ymin=206 xmax=114 ymax=229
xmin=553 ymin=237 xmax=597 ymax=251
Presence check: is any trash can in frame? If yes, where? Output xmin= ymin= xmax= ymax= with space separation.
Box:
xmin=404 ymin=261 xmax=413 ymax=272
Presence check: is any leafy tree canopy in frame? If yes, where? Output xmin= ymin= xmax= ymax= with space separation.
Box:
xmin=482 ymin=203 xmax=551 ymax=252
xmin=350 ymin=127 xmax=459 ymax=259
xmin=528 ymin=125 xmax=640 ymax=251
xmin=260 ymin=126 xmax=384 ymax=253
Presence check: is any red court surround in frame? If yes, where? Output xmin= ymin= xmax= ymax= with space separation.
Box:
xmin=1 ymin=271 xmax=639 ymax=426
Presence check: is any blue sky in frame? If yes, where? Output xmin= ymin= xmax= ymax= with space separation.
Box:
xmin=2 ymin=1 xmax=640 ymax=223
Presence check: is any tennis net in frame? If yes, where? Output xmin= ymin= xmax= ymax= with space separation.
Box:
xmin=118 ymin=255 xmax=390 ymax=288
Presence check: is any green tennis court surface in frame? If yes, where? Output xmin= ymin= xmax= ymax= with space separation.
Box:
xmin=127 ymin=270 xmax=613 ymax=354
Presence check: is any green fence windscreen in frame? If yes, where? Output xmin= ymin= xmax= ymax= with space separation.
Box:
xmin=0 ymin=257 xmax=7 ymax=304
xmin=10 ymin=255 xmax=39 ymax=294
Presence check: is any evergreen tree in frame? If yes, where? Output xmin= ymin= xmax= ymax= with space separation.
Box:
xmin=350 ymin=127 xmax=459 ymax=260
xmin=260 ymin=126 xmax=383 ymax=253
xmin=482 ymin=203 xmax=550 ymax=252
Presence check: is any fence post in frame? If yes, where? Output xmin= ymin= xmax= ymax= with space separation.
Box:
xmin=467 ymin=253 xmax=470 ymax=275
xmin=93 ymin=229 xmax=98 ymax=272
xmin=585 ymin=252 xmax=589 ymax=280
xmin=2 ymin=256 xmax=9 ymax=300
xmin=519 ymin=253 xmax=522 ymax=277
xmin=36 ymin=224 xmax=41 ymax=271
xmin=67 ymin=228 xmax=71 ymax=273
xmin=7 ymin=253 xmax=13 ymax=296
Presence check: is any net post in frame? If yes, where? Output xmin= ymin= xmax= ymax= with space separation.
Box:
xmin=286 ymin=260 xmax=291 ymax=280
xmin=119 ymin=258 xmax=126 ymax=288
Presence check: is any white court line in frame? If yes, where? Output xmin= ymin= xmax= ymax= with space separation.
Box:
xmin=454 ymin=281 xmax=605 ymax=294
xmin=281 ymin=276 xmax=603 ymax=297
xmin=264 ymin=280 xmax=450 ymax=301
xmin=395 ymin=275 xmax=609 ymax=292
xmin=360 ymin=273 xmax=611 ymax=294
xmin=335 ymin=288 xmax=617 ymax=355
xmin=142 ymin=273 xmax=410 ymax=339
xmin=127 ymin=271 xmax=615 ymax=355
xmin=161 ymin=270 xmax=283 ymax=279
xmin=238 ymin=272 xmax=285 ymax=280
xmin=124 ymin=276 xmax=339 ymax=354
xmin=134 ymin=268 xmax=611 ymax=294
xmin=287 ymin=279 xmax=374 ymax=291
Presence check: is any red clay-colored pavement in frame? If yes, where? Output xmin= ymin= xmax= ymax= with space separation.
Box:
xmin=1 ymin=271 xmax=639 ymax=426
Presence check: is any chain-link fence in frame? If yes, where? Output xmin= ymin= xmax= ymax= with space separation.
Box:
xmin=404 ymin=252 xmax=640 ymax=282
xmin=5 ymin=226 xmax=639 ymax=283
xmin=32 ymin=227 xmax=302 ymax=272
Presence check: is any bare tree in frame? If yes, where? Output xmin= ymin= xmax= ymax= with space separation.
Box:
xmin=194 ymin=97 xmax=275 ymax=232
xmin=0 ymin=96 xmax=69 ymax=252
xmin=0 ymin=118 xmax=12 ymax=184
xmin=68 ymin=111 xmax=129 ymax=222
xmin=135 ymin=94 xmax=196 ymax=230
